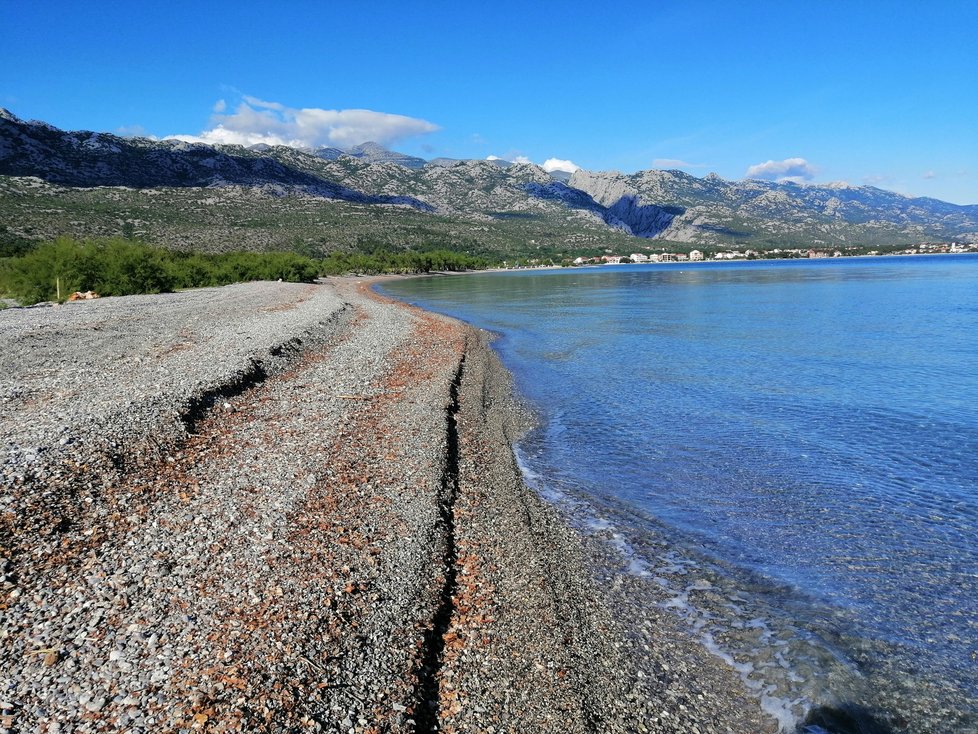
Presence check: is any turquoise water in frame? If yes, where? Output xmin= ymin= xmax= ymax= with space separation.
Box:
xmin=380 ymin=255 xmax=978 ymax=732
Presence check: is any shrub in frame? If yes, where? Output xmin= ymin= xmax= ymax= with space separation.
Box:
xmin=0 ymin=238 xmax=324 ymax=305
xmin=0 ymin=237 xmax=86 ymax=304
xmin=0 ymin=237 xmax=493 ymax=306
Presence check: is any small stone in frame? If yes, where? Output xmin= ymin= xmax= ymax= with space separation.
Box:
xmin=43 ymin=651 xmax=60 ymax=667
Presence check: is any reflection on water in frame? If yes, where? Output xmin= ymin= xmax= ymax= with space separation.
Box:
xmin=381 ymin=256 xmax=978 ymax=732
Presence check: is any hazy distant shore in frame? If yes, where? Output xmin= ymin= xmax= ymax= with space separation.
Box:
xmin=0 ymin=278 xmax=774 ymax=732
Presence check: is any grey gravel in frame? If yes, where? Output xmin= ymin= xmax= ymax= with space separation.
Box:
xmin=0 ymin=278 xmax=775 ymax=733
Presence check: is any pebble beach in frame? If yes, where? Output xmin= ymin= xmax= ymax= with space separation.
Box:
xmin=1 ymin=278 xmax=775 ymax=733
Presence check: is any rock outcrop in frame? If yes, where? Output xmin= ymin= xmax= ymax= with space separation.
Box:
xmin=2 ymin=108 xmax=977 ymax=250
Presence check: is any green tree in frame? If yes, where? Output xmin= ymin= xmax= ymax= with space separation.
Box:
xmin=0 ymin=237 xmax=85 ymax=303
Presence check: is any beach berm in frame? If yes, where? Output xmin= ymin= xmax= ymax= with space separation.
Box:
xmin=0 ymin=279 xmax=774 ymax=733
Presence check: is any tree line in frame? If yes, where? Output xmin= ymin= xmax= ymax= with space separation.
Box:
xmin=0 ymin=238 xmax=491 ymax=305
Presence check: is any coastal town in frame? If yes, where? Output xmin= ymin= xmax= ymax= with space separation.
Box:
xmin=504 ymin=241 xmax=978 ymax=269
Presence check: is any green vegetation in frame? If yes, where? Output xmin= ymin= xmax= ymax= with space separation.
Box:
xmin=320 ymin=249 xmax=489 ymax=275
xmin=0 ymin=176 xmax=644 ymax=264
xmin=0 ymin=223 xmax=34 ymax=257
xmin=0 ymin=238 xmax=491 ymax=305
xmin=0 ymin=238 xmax=320 ymax=304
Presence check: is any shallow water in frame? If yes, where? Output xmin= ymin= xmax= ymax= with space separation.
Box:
xmin=380 ymin=255 xmax=978 ymax=732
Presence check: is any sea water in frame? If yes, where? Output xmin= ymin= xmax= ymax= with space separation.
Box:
xmin=380 ymin=255 xmax=978 ymax=732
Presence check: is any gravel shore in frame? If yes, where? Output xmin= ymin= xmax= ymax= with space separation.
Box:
xmin=1 ymin=279 xmax=775 ymax=733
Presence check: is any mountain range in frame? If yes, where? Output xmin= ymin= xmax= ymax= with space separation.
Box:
xmin=2 ymin=108 xmax=976 ymax=257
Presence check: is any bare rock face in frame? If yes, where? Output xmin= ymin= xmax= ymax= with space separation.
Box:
xmin=569 ymin=170 xmax=682 ymax=237
xmin=570 ymin=166 xmax=978 ymax=245
xmin=347 ymin=141 xmax=427 ymax=169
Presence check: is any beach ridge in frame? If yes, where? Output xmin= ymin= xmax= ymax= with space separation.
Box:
xmin=0 ymin=278 xmax=772 ymax=733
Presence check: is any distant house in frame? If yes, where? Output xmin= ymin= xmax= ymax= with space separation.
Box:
xmin=630 ymin=253 xmax=649 ymax=263
xmin=602 ymin=255 xmax=624 ymax=264
xmin=675 ymin=253 xmax=689 ymax=261
xmin=689 ymin=250 xmax=704 ymax=261
xmin=659 ymin=253 xmax=679 ymax=262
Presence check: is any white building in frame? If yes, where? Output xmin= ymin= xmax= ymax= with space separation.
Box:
xmin=689 ymin=250 xmax=704 ymax=261
xmin=630 ymin=253 xmax=649 ymax=263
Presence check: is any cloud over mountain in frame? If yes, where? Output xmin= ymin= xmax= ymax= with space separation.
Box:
xmin=745 ymin=157 xmax=817 ymax=184
xmin=542 ymin=158 xmax=580 ymax=174
xmin=486 ymin=155 xmax=580 ymax=173
xmin=170 ymin=96 xmax=439 ymax=149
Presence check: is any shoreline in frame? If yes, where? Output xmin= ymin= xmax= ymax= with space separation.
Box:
xmin=1 ymin=278 xmax=775 ymax=732
xmin=379 ymin=266 xmax=978 ymax=734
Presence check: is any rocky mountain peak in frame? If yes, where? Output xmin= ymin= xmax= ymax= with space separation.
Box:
xmin=341 ymin=141 xmax=426 ymax=169
xmin=2 ymin=110 xmax=976 ymax=250
xmin=312 ymin=146 xmax=344 ymax=160
xmin=349 ymin=141 xmax=387 ymax=156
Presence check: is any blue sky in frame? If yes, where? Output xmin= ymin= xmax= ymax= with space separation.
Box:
xmin=2 ymin=0 xmax=976 ymax=204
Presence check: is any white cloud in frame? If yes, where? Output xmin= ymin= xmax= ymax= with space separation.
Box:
xmin=923 ymin=170 xmax=936 ymax=179
xmin=243 ymin=95 xmax=284 ymax=111
xmin=486 ymin=151 xmax=580 ymax=173
xmin=745 ymin=157 xmax=817 ymax=183
xmin=213 ymin=99 xmax=227 ymax=113
xmin=542 ymin=158 xmax=580 ymax=174
xmin=485 ymin=154 xmax=581 ymax=172
xmin=170 ymin=96 xmax=439 ymax=149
